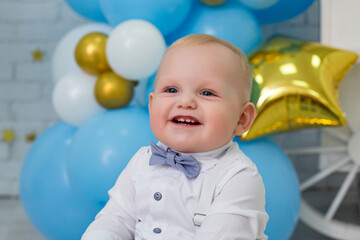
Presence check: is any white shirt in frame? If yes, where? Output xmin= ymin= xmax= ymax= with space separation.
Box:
xmin=82 ymin=141 xmax=268 ymax=240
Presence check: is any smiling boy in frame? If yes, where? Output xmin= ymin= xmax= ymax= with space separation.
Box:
xmin=82 ymin=34 xmax=268 ymax=240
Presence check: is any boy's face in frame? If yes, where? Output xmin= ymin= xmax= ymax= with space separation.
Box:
xmin=149 ymin=42 xmax=255 ymax=153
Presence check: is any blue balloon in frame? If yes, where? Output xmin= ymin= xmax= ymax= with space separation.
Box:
xmin=99 ymin=0 xmax=193 ymax=35
xmin=249 ymin=0 xmax=315 ymax=24
xmin=67 ymin=106 xmax=157 ymax=211
xmin=235 ymin=137 xmax=300 ymax=240
xmin=65 ymin=0 xmax=107 ymax=22
xmin=20 ymin=122 xmax=97 ymax=240
xmin=166 ymin=1 xmax=262 ymax=54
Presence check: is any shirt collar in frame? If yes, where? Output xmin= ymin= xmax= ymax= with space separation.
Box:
xmin=156 ymin=141 xmax=234 ymax=172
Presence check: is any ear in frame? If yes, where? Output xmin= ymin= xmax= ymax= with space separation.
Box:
xmin=148 ymin=93 xmax=154 ymax=112
xmin=234 ymin=102 xmax=256 ymax=136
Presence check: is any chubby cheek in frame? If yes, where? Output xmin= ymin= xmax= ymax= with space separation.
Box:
xmin=149 ymin=103 xmax=168 ymax=140
xmin=208 ymin=109 xmax=238 ymax=137
xmin=149 ymin=114 xmax=162 ymax=140
xmin=149 ymin=107 xmax=160 ymax=129
xmin=149 ymin=117 xmax=157 ymax=136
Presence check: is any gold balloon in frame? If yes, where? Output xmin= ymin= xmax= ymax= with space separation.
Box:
xmin=95 ymin=72 xmax=134 ymax=109
xmin=241 ymin=36 xmax=358 ymax=140
xmin=200 ymin=0 xmax=227 ymax=6
xmin=75 ymin=32 xmax=111 ymax=75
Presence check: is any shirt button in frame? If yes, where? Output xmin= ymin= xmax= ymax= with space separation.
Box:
xmin=154 ymin=192 xmax=162 ymax=201
xmin=153 ymin=227 xmax=162 ymax=234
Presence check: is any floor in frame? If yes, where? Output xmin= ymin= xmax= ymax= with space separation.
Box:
xmin=1 ymin=189 xmax=358 ymax=240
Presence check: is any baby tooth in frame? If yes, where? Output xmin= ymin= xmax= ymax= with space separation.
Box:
xmin=186 ymin=119 xmax=191 ymax=123
xmin=179 ymin=118 xmax=185 ymax=122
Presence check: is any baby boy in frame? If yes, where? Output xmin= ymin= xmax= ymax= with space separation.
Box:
xmin=82 ymin=33 xmax=268 ymax=240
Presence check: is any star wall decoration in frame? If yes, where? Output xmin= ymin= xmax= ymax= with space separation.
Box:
xmin=2 ymin=128 xmax=15 ymax=143
xmin=241 ymin=36 xmax=358 ymax=140
xmin=26 ymin=132 xmax=37 ymax=142
xmin=31 ymin=48 xmax=45 ymax=62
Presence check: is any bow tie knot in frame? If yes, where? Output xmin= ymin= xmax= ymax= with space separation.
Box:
xmin=166 ymin=150 xmax=178 ymax=166
xmin=149 ymin=142 xmax=200 ymax=179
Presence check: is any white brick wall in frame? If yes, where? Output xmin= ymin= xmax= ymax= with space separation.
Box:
xmin=0 ymin=0 xmax=320 ymax=196
xmin=16 ymin=62 xmax=52 ymax=81
xmin=0 ymin=104 xmax=8 ymax=119
xmin=0 ymin=0 xmax=86 ymax=196
xmin=0 ymin=24 xmax=15 ymax=41
xmin=0 ymin=83 xmax=42 ymax=101
xmin=0 ymin=62 xmax=13 ymax=81
xmin=0 ymin=2 xmax=60 ymax=22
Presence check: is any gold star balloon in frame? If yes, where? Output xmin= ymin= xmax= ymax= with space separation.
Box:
xmin=241 ymin=36 xmax=358 ymax=140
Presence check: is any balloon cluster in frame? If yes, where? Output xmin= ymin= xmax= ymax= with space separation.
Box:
xmin=52 ymin=20 xmax=166 ymax=126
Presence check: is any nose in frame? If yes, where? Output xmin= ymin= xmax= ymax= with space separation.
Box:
xmin=177 ymin=92 xmax=197 ymax=109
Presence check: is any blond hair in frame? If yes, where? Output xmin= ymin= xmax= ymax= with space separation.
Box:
xmin=165 ymin=34 xmax=253 ymax=101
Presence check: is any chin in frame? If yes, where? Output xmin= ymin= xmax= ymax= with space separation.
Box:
xmin=163 ymin=140 xmax=195 ymax=153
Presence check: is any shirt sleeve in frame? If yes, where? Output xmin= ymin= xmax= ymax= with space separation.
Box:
xmin=81 ymin=148 xmax=145 ymax=240
xmin=195 ymin=166 xmax=269 ymax=240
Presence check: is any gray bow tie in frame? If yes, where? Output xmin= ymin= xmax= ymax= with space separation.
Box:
xmin=149 ymin=142 xmax=200 ymax=179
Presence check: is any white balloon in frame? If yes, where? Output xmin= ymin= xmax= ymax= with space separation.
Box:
xmin=52 ymin=23 xmax=112 ymax=83
xmin=339 ymin=62 xmax=360 ymax=132
xmin=52 ymin=71 xmax=105 ymax=126
xmin=106 ymin=19 xmax=166 ymax=80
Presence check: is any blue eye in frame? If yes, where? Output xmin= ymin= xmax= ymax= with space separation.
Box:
xmin=166 ymin=87 xmax=178 ymax=93
xmin=201 ymin=90 xmax=214 ymax=96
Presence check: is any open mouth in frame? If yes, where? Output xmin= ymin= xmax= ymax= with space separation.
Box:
xmin=171 ymin=116 xmax=201 ymax=126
